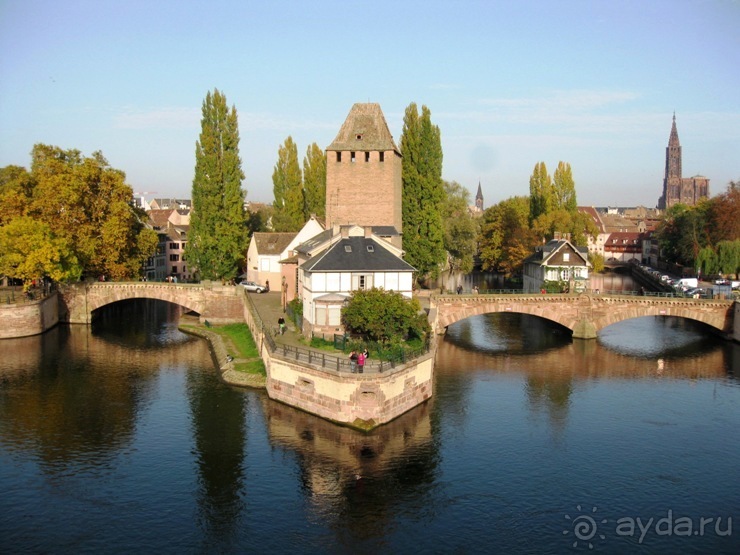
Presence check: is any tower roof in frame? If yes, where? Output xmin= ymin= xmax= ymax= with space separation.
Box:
xmin=327 ymin=103 xmax=400 ymax=154
xmin=668 ymin=113 xmax=680 ymax=148
xmin=476 ymin=181 xmax=483 ymax=201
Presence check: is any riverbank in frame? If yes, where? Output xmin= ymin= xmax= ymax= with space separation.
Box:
xmin=179 ymin=319 xmax=267 ymax=389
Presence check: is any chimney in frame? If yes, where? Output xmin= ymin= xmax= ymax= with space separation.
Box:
xmin=364 ymin=226 xmax=372 ymax=238
xmin=554 ymin=231 xmax=562 ymax=241
xmin=341 ymin=226 xmax=349 ymax=238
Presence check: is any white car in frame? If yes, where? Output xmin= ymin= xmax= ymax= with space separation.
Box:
xmin=240 ymin=281 xmax=266 ymax=293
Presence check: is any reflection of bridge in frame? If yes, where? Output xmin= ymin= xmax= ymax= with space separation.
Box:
xmin=430 ymin=293 xmax=735 ymax=339
xmin=58 ymin=282 xmax=244 ymax=324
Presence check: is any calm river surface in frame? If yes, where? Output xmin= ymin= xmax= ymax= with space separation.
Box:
xmin=1 ymin=290 xmax=738 ymax=554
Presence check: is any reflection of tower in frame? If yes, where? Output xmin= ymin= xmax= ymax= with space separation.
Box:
xmin=324 ymin=103 xmax=402 ymax=235
xmin=475 ymin=181 xmax=484 ymax=212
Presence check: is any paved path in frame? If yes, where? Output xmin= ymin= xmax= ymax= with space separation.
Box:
xmin=247 ymin=291 xmax=309 ymax=349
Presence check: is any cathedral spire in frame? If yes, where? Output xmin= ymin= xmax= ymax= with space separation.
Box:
xmin=668 ymin=112 xmax=680 ymax=148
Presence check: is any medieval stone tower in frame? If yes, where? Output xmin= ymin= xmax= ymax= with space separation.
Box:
xmin=658 ymin=114 xmax=709 ymax=209
xmin=325 ymin=103 xmax=402 ymax=235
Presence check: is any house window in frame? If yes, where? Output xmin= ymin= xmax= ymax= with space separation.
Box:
xmin=351 ymin=152 xmax=356 ymax=162
xmin=359 ymin=275 xmax=366 ymax=289
xmin=169 ymin=254 xmax=180 ymax=261
xmin=379 ymin=151 xmax=384 ymax=162
xmin=365 ymin=152 xmax=370 ymax=162
xmin=172 ymin=266 xmax=178 ymax=274
xmin=563 ymin=253 xmax=570 ymax=262
xmin=336 ymin=152 xmax=342 ymax=162
xmin=169 ymin=242 xmax=179 ymax=249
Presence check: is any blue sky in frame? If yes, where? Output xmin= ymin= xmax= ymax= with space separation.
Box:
xmin=1 ymin=0 xmax=738 ymax=208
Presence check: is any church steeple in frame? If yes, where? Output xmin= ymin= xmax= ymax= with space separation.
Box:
xmin=475 ymin=181 xmax=483 ymax=210
xmin=665 ymin=112 xmax=682 ymax=181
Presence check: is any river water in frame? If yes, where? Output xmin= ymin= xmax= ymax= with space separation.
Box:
xmin=1 ymin=286 xmax=738 ymax=554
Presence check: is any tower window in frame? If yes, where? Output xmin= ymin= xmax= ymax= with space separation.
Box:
xmin=365 ymin=152 xmax=370 ymax=162
xmin=351 ymin=152 xmax=356 ymax=163
xmin=336 ymin=152 xmax=342 ymax=162
xmin=356 ymin=134 xmax=362 ymax=140
xmin=379 ymin=151 xmax=385 ymax=162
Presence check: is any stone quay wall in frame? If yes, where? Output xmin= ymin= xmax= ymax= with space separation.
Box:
xmin=0 ymin=292 xmax=59 ymax=339
xmin=734 ymin=302 xmax=740 ymax=343
xmin=240 ymin=290 xmax=434 ymax=430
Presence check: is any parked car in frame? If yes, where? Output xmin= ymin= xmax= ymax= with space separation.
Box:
xmin=240 ymin=281 xmax=266 ymax=293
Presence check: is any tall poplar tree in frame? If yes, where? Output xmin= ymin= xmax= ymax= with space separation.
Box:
xmin=401 ymin=103 xmax=445 ymax=281
xmin=553 ymin=161 xmax=577 ymax=212
xmin=271 ymin=136 xmax=304 ymax=231
xmin=186 ymin=89 xmax=247 ymax=281
xmin=528 ymin=161 xmax=552 ymax=224
xmin=302 ymin=142 xmax=326 ymax=220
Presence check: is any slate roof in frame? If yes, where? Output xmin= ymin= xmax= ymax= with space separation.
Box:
xmin=327 ymin=103 xmax=400 ymax=154
xmin=301 ymin=237 xmax=415 ymax=273
xmin=295 ymin=228 xmax=335 ymax=255
xmin=253 ymin=232 xmax=297 ymax=255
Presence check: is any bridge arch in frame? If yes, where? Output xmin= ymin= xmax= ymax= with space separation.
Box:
xmin=432 ymin=293 xmax=734 ymax=340
xmin=59 ymin=282 xmax=244 ymax=325
xmin=86 ymin=283 xmax=205 ymax=316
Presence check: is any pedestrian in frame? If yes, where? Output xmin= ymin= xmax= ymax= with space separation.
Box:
xmin=265 ymin=279 xmax=270 ymax=293
xmin=357 ymin=350 xmax=365 ymax=373
xmin=349 ymin=351 xmax=358 ymax=373
xmin=472 ymin=285 xmax=479 ymax=295
xmin=362 ymin=348 xmax=369 ymax=361
xmin=278 ymin=316 xmax=285 ymax=335
xmin=457 ymin=284 xmax=463 ymax=295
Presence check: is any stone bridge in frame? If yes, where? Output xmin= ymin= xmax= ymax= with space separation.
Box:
xmin=430 ymin=293 xmax=735 ymax=340
xmin=58 ymin=282 xmax=244 ymax=325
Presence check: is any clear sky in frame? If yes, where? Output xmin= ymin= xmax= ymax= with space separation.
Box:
xmin=1 ymin=0 xmax=738 ymax=208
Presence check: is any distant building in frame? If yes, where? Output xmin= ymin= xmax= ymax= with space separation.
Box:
xmin=657 ymin=114 xmax=709 ymax=209
xmin=469 ymin=181 xmax=484 ymax=215
xmin=146 ymin=208 xmax=193 ymax=282
xmin=522 ymin=234 xmax=590 ymax=293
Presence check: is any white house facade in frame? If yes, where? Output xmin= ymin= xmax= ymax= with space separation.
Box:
xmin=298 ymin=227 xmax=415 ymax=338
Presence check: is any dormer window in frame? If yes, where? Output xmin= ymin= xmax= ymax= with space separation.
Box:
xmin=344 ymin=245 xmax=352 ymax=252
xmin=366 ymin=245 xmax=374 ymax=252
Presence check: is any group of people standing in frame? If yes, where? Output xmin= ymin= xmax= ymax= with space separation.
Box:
xmin=348 ymin=349 xmax=369 ymax=373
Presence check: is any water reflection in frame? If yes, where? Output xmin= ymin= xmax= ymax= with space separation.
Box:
xmin=262 ymin=394 xmax=438 ymax=545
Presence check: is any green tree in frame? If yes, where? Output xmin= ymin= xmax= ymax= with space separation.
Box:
xmin=552 ymin=161 xmax=577 ymax=212
xmin=271 ymin=136 xmax=304 ymax=232
xmin=716 ymin=240 xmax=740 ymax=277
xmin=0 ymin=146 xmax=156 ymax=282
xmin=0 ymin=216 xmax=81 ymax=286
xmin=186 ymin=89 xmax=247 ymax=281
xmin=478 ymin=196 xmax=536 ymax=274
xmin=302 ymin=142 xmax=326 ymax=220
xmin=341 ymin=287 xmax=429 ymax=343
xmin=442 ymin=181 xmax=478 ymax=274
xmin=401 ymin=103 xmax=445 ymax=282
xmin=28 ymin=145 xmax=157 ymax=280
xmin=529 ymin=162 xmax=552 ymax=224
xmin=588 ymin=251 xmax=605 ymax=274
